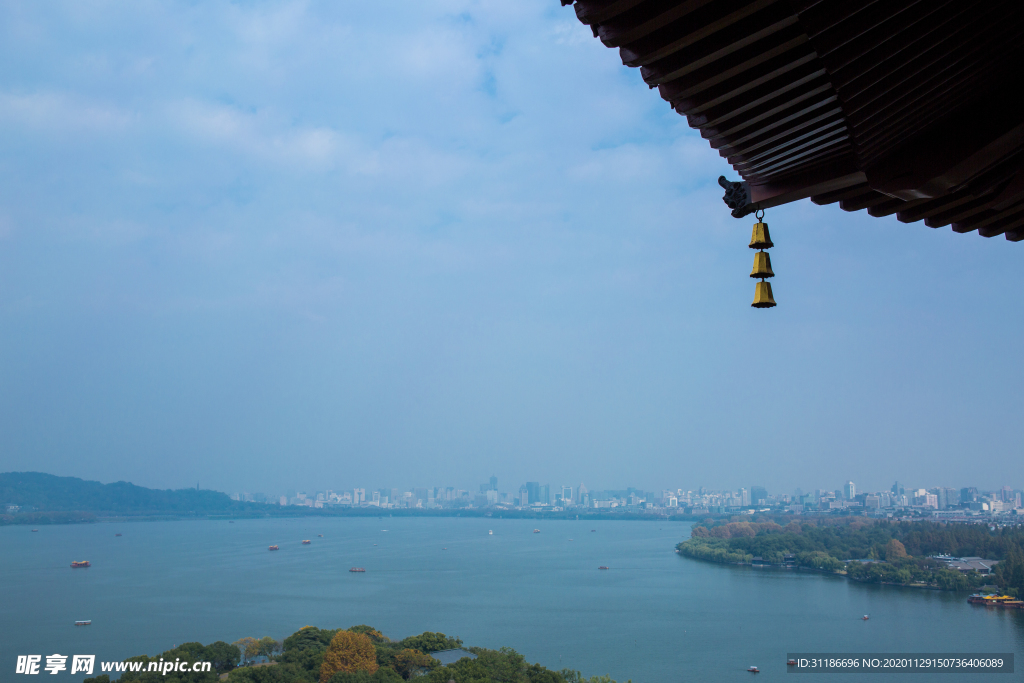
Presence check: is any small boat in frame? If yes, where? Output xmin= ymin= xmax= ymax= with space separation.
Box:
xmin=268 ymin=545 xmax=279 ymax=551
xmin=598 ymin=566 xmax=610 ymax=570
xmin=349 ymin=567 xmax=366 ymax=572
xmin=75 ymin=620 xmax=91 ymax=626
xmin=747 ymin=666 xmax=759 ymax=673
xmin=302 ymin=540 xmax=311 ymax=544
xmin=70 ymin=561 xmax=90 ymax=568
xmin=591 ymin=529 xmax=596 ymax=532
xmin=862 ymin=615 xmax=869 ymax=620
xmin=488 ymin=530 xmax=493 ymax=535
xmin=31 ymin=529 xmax=38 ymax=532
xmin=787 ymin=659 xmax=797 ymax=666
xmin=443 ymin=547 xmax=447 ymax=550
xmin=115 ymin=533 xmax=122 ymax=537
xmin=533 ymin=529 xmax=540 ymax=533
xmin=318 ymin=534 xmax=323 ymax=537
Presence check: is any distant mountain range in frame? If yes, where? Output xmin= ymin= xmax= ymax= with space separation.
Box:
xmin=1 ymin=471 xmax=257 ymax=515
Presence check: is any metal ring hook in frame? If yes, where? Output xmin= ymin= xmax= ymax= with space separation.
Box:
xmin=755 ymin=208 xmax=765 ymax=221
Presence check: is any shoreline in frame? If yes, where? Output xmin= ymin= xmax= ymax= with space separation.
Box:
xmin=676 ymin=551 xmax=980 ymax=593
xmin=1 ymin=508 xmax=706 ymax=527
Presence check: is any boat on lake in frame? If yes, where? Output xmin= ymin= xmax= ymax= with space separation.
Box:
xmin=318 ymin=534 xmax=323 ymax=537
xmin=268 ymin=545 xmax=279 ymax=551
xmin=489 ymin=530 xmax=493 ymax=535
xmin=599 ymin=566 xmax=610 ymax=570
xmin=747 ymin=666 xmax=759 ymax=673
xmin=533 ymin=529 xmax=540 ymax=533
xmin=31 ymin=529 xmax=38 ymax=532
xmin=862 ymin=615 xmax=869 ymax=620
xmin=70 ymin=561 xmax=90 ymax=568
xmin=302 ymin=540 xmax=311 ymax=544
xmin=349 ymin=567 xmax=366 ymax=573
xmin=787 ymin=659 xmax=797 ymax=666
xmin=75 ymin=620 xmax=91 ymax=626
xmin=115 ymin=533 xmax=122 ymax=537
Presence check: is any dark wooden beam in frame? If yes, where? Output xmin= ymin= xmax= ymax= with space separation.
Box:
xmin=619 ymin=0 xmax=784 ymax=66
xmin=639 ymin=10 xmax=799 ymax=84
xmin=810 ymin=182 xmax=871 ymax=205
xmin=728 ymin=117 xmax=846 ymax=165
xmin=840 ymin=191 xmax=892 ymax=212
xmin=572 ymin=0 xmax=648 ymax=25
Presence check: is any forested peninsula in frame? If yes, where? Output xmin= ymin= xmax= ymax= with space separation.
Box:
xmin=677 ymin=518 xmax=1024 ymax=595
xmin=82 ymin=625 xmax=628 ymax=683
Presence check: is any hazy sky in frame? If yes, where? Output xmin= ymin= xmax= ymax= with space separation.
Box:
xmin=1 ymin=1 xmax=1021 ymax=497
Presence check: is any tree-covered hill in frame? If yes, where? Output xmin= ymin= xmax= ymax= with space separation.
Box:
xmin=82 ymin=624 xmax=629 ymax=683
xmin=0 ymin=471 xmax=252 ymax=515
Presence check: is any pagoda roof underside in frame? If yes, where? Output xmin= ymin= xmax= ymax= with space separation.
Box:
xmin=561 ymin=0 xmax=1024 ymax=241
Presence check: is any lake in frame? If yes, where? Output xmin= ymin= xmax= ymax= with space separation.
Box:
xmin=2 ymin=516 xmax=1021 ymax=681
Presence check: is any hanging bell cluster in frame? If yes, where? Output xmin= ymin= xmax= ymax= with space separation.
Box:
xmin=749 ymin=212 xmax=776 ymax=308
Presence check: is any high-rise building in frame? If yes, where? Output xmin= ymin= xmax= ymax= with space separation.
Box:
xmin=539 ymin=484 xmax=550 ymax=505
xmin=489 ymin=476 xmax=498 ymax=491
xmin=751 ymin=486 xmax=768 ymax=505
xmin=843 ymin=481 xmax=856 ymax=500
xmin=561 ymin=485 xmax=573 ymax=504
xmin=930 ymin=487 xmax=959 ymax=510
xmin=526 ymin=482 xmax=540 ymax=505
xmin=739 ymin=488 xmax=751 ymax=506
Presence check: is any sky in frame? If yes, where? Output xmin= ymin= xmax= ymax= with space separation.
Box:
xmin=0 ymin=0 xmax=1021 ymax=497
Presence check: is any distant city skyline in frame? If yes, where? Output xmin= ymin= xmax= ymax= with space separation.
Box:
xmin=8 ymin=468 xmax=1021 ymax=505
xmin=227 ymin=476 xmax=1023 ymax=520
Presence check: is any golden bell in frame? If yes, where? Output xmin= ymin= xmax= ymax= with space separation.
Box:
xmin=749 ymin=251 xmax=774 ymax=278
xmin=749 ymin=222 xmax=773 ymax=249
xmin=751 ymin=280 xmax=776 ymax=308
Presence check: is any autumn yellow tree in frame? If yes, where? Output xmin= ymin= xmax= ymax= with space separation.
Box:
xmin=348 ymin=624 xmax=388 ymax=643
xmin=885 ymin=539 xmax=908 ymax=561
xmin=232 ymin=637 xmax=259 ymax=665
xmin=319 ymin=630 xmax=378 ymax=683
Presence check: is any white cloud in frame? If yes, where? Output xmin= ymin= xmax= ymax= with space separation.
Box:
xmin=0 ymin=90 xmax=135 ymax=132
xmin=164 ymin=99 xmax=343 ymax=169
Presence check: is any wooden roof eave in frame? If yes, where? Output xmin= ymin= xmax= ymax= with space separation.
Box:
xmin=559 ymin=0 xmax=1024 ymax=241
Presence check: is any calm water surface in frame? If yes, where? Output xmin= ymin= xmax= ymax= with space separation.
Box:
xmin=2 ymin=517 xmax=1021 ymax=682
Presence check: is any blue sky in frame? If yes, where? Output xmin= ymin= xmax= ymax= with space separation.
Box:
xmin=0 ymin=0 xmax=1020 ymax=496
